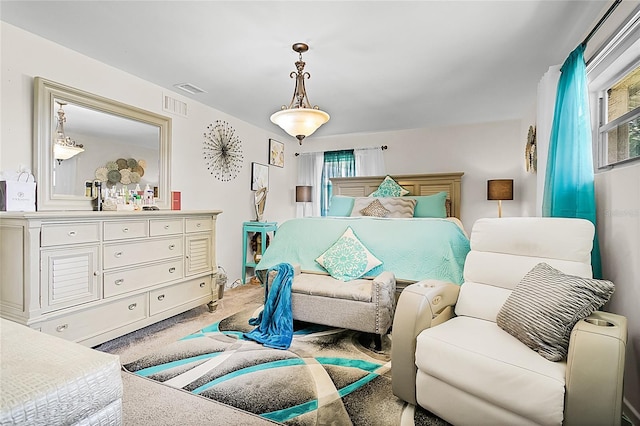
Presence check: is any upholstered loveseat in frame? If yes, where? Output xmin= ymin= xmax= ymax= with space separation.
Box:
xmin=264 ymin=263 xmax=396 ymax=348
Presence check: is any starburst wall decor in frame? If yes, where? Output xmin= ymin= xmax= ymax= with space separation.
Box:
xmin=203 ymin=120 xmax=244 ymax=181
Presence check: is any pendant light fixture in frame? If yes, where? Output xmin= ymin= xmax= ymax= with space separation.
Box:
xmin=53 ymin=101 xmax=84 ymax=162
xmin=270 ymin=43 xmax=330 ymax=145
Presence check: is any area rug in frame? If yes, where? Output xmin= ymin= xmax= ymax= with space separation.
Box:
xmin=123 ymin=306 xmax=448 ymax=425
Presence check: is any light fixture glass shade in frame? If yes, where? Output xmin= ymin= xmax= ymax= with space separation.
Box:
xmin=54 ymin=142 xmax=84 ymax=160
xmin=270 ymin=108 xmax=330 ymax=140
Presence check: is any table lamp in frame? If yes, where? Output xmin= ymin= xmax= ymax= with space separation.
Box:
xmin=487 ymin=179 xmax=513 ymax=218
xmin=296 ymin=185 xmax=312 ymax=216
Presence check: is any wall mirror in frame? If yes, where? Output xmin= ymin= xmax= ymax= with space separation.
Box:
xmin=34 ymin=77 xmax=171 ymax=210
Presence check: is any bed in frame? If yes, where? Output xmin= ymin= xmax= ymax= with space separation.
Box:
xmin=257 ymin=173 xmax=468 ymax=290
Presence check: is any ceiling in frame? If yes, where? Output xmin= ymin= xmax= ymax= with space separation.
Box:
xmin=1 ymin=1 xmax=609 ymax=139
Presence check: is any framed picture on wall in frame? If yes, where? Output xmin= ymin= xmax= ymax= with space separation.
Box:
xmin=269 ymin=138 xmax=285 ymax=168
xmin=251 ymin=162 xmax=269 ymax=190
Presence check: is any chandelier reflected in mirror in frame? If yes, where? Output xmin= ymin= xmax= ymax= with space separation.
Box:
xmin=53 ymin=101 xmax=84 ymax=162
xmin=270 ymin=43 xmax=330 ymax=145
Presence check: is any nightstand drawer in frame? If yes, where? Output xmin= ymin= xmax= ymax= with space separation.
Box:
xmin=186 ymin=217 xmax=212 ymax=233
xmin=149 ymin=276 xmax=212 ymax=316
xmin=41 ymin=223 xmax=100 ymax=247
xmin=41 ymin=293 xmax=147 ymax=342
xmin=103 ymin=236 xmax=183 ymax=269
xmin=103 ymin=259 xmax=184 ymax=298
xmin=150 ymin=218 xmax=183 ymax=236
xmin=104 ymin=220 xmax=148 ymax=241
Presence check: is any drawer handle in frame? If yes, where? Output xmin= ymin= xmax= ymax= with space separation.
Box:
xmin=68 ymin=231 xmax=77 ymax=237
xmin=164 ymin=224 xmax=170 ymax=229
xmin=56 ymin=324 xmax=68 ymax=332
xmin=115 ymin=278 xmax=124 ymax=285
xmin=169 ymin=267 xmax=176 ymax=273
xmin=114 ymin=251 xmax=123 ymax=258
xmin=157 ymin=294 xmax=165 ymax=301
xmin=128 ymin=303 xmax=137 ymax=310
xmin=169 ymin=244 xmax=175 ymax=250
xmin=122 ymin=227 xmax=129 ymax=233
xmin=93 ymin=271 xmax=100 ymax=277
xmin=199 ymin=282 xmax=206 ymax=288
xmin=196 ymin=223 xmax=202 ymax=228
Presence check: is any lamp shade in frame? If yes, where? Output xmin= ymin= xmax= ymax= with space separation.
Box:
xmin=487 ymin=179 xmax=514 ymax=201
xmin=270 ymin=108 xmax=330 ymax=140
xmin=295 ymin=185 xmax=312 ymax=202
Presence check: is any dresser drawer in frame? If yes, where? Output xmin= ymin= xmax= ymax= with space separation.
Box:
xmin=104 ymin=259 xmax=184 ymax=298
xmin=103 ymin=236 xmax=183 ymax=269
xmin=41 ymin=223 xmax=100 ymax=247
xmin=186 ymin=217 xmax=212 ymax=233
xmin=40 ymin=293 xmax=147 ymax=342
xmin=149 ymin=276 xmax=212 ymax=316
xmin=150 ymin=219 xmax=183 ymax=236
xmin=104 ymin=220 xmax=148 ymax=241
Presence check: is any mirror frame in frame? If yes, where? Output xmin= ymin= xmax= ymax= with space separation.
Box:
xmin=34 ymin=77 xmax=172 ymax=211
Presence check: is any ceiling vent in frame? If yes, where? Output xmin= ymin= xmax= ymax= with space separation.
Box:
xmin=163 ymin=94 xmax=188 ymax=118
xmin=173 ymin=83 xmax=206 ymax=95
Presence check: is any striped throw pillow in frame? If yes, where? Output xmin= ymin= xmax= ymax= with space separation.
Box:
xmin=496 ymin=262 xmax=615 ymax=361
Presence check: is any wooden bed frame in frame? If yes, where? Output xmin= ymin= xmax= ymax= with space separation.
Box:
xmin=330 ymin=172 xmax=464 ymax=219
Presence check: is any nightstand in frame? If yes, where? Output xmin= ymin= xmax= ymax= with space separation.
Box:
xmin=242 ymin=221 xmax=277 ymax=284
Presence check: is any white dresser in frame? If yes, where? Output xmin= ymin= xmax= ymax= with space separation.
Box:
xmin=0 ymin=210 xmax=221 ymax=347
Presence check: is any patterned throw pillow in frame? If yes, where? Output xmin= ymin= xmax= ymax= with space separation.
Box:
xmin=360 ymin=199 xmax=390 ymax=217
xmin=369 ymin=176 xmax=409 ymax=197
xmin=315 ymin=227 xmax=382 ymax=281
xmin=351 ymin=197 xmax=416 ymax=218
xmin=497 ymin=262 xmax=615 ymax=361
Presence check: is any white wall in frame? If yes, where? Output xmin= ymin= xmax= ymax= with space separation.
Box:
xmin=0 ymin=22 xmax=298 ymax=286
xmin=595 ymin=164 xmax=640 ymax=420
xmin=305 ymin=117 xmax=537 ymax=233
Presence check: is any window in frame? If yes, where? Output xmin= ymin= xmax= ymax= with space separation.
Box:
xmin=598 ymin=63 xmax=640 ymax=167
xmin=320 ymin=150 xmax=355 ymax=216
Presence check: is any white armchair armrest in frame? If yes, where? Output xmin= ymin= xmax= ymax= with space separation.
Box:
xmin=564 ymin=311 xmax=627 ymax=426
xmin=391 ymin=280 xmax=460 ymax=405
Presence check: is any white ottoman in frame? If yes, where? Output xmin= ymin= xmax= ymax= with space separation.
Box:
xmin=0 ymin=319 xmax=123 ymax=425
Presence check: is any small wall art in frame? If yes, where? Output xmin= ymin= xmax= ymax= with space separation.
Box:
xmin=269 ymin=138 xmax=284 ymax=168
xmin=251 ymin=162 xmax=269 ymax=190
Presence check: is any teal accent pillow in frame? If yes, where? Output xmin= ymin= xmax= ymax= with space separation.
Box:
xmin=407 ymin=192 xmax=448 ymax=218
xmin=327 ymin=196 xmax=355 ymax=216
xmin=315 ymin=227 xmax=382 ymax=281
xmin=369 ymin=176 xmax=409 ymax=197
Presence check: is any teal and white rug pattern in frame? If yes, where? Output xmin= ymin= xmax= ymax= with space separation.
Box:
xmin=123 ymin=306 xmax=448 ymax=425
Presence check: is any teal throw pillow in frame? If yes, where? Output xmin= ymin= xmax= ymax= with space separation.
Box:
xmin=327 ymin=196 xmax=355 ymax=216
xmin=407 ymin=192 xmax=448 ymax=218
xmin=315 ymin=227 xmax=382 ymax=281
xmin=369 ymin=176 xmax=409 ymax=197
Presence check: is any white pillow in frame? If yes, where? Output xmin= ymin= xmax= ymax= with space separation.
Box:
xmin=351 ymin=197 xmax=416 ymax=218
xmin=315 ymin=227 xmax=382 ymax=281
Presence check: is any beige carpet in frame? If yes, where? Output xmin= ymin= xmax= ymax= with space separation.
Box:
xmin=95 ymin=284 xmax=278 ymax=425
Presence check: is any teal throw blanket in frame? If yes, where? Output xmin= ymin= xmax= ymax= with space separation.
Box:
xmin=256 ymin=217 xmax=470 ymax=284
xmin=244 ymin=263 xmax=294 ymax=349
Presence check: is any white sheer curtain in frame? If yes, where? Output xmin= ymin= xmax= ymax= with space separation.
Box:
xmin=354 ymin=147 xmax=386 ymax=176
xmin=296 ymin=152 xmax=323 ymax=217
xmin=535 ymin=65 xmax=561 ymax=216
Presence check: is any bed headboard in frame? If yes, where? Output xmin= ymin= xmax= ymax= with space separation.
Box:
xmin=330 ymin=172 xmax=464 ymax=219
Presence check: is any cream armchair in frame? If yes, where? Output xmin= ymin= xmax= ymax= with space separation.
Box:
xmin=392 ymin=217 xmax=627 ymax=426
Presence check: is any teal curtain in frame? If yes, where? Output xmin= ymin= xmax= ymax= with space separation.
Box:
xmin=542 ymin=44 xmax=602 ymax=278
xmin=320 ymin=150 xmax=355 ymax=216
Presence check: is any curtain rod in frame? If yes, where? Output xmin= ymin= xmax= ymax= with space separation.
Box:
xmin=295 ymin=145 xmax=388 ymax=156
xmin=582 ymin=0 xmax=622 ymax=46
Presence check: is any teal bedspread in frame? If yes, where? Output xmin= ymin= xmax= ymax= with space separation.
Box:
xmin=256 ymin=217 xmax=470 ymax=284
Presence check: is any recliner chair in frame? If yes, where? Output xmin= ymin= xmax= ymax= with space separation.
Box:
xmin=392 ymin=217 xmax=627 ymax=426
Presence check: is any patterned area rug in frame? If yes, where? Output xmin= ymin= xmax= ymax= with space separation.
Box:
xmin=123 ymin=306 xmax=448 ymax=425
